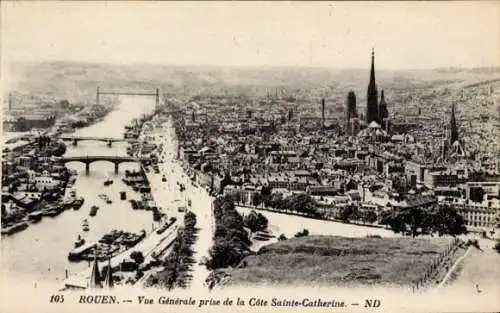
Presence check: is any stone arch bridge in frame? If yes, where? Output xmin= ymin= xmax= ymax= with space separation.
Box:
xmin=59 ymin=136 xmax=140 ymax=147
xmin=58 ymin=155 xmax=149 ymax=175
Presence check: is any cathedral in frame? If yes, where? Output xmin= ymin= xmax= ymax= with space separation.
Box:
xmin=365 ymin=49 xmax=389 ymax=129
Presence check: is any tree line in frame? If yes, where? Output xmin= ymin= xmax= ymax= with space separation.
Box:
xmin=378 ymin=204 xmax=467 ymax=237
xmin=206 ymin=195 xmax=252 ymax=270
xmin=206 ymin=195 xmax=269 ymax=270
xmin=229 ymin=189 xmax=467 ymax=238
xmin=147 ymin=211 xmax=198 ymax=290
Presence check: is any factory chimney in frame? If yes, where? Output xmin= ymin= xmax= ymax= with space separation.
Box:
xmin=321 ymin=98 xmax=325 ymax=129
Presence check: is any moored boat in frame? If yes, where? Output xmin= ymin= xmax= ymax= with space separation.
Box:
xmin=72 ymin=197 xmax=84 ymax=210
xmin=28 ymin=211 xmax=43 ymax=223
xmin=42 ymin=204 xmax=64 ymax=217
xmin=104 ymin=179 xmax=113 ymax=186
xmin=129 ymin=199 xmax=138 ymax=210
xmin=1 ymin=222 xmax=29 ymax=236
xmin=61 ymin=197 xmax=75 ymax=210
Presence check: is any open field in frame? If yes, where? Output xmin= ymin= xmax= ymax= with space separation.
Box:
xmin=223 ymin=235 xmax=454 ymax=288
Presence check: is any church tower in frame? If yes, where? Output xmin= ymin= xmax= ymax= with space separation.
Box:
xmin=366 ymin=49 xmax=379 ymax=124
xmin=345 ymin=91 xmax=357 ymax=121
xmin=449 ymin=102 xmax=458 ymax=144
xmin=378 ymin=90 xmax=389 ymax=127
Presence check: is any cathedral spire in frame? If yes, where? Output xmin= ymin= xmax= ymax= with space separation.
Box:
xmin=366 ymin=48 xmax=379 ymax=124
xmin=449 ymin=102 xmax=458 ymax=144
xmin=103 ymin=255 xmax=113 ymax=289
xmin=89 ymin=249 xmax=102 ymax=289
xmin=369 ymin=48 xmax=376 ymax=93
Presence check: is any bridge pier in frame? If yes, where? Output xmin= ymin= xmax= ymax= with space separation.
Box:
xmin=114 ymin=163 xmax=119 ymax=175
xmin=85 ymin=163 xmax=90 ymax=175
xmin=107 ymin=140 xmax=112 ymax=148
xmin=72 ymin=139 xmax=78 ymax=146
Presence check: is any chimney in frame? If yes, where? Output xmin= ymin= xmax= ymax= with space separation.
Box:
xmin=321 ymin=98 xmax=325 ymax=129
xmin=8 ymin=94 xmax=12 ymax=111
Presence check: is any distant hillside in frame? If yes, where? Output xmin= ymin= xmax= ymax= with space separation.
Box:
xmin=4 ymin=61 xmax=500 ymax=102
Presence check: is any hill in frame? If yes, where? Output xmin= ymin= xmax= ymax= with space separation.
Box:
xmin=222 ymin=235 xmax=456 ymax=288
xmin=3 ymin=61 xmax=500 ymax=103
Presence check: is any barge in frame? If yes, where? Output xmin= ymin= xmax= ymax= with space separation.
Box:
xmin=1 ymin=222 xmax=29 ymax=236
xmin=28 ymin=211 xmax=43 ymax=223
xmin=67 ymin=229 xmax=146 ymax=262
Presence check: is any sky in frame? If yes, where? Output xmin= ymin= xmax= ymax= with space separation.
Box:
xmin=1 ymin=1 xmax=499 ymax=69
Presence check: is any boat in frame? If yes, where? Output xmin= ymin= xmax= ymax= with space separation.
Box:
xmin=89 ymin=205 xmax=99 ymax=217
xmin=68 ymin=243 xmax=96 ymax=262
xmin=152 ymin=208 xmax=163 ymax=221
xmin=42 ymin=204 xmax=64 ymax=217
xmin=82 ymin=219 xmax=89 ymax=232
xmin=1 ymin=222 xmax=29 ymax=236
xmin=72 ymin=197 xmax=84 ymax=210
xmin=61 ymin=197 xmax=75 ymax=210
xmin=104 ymin=179 xmax=114 ymax=186
xmin=74 ymin=235 xmax=86 ymax=248
xmin=99 ymin=194 xmax=112 ymax=204
xmin=139 ymin=185 xmax=151 ymax=193
xmin=28 ymin=211 xmax=43 ymax=223
xmin=129 ymin=199 xmax=139 ymax=210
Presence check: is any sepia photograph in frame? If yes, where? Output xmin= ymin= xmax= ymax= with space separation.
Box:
xmin=1 ymin=1 xmax=499 ymax=312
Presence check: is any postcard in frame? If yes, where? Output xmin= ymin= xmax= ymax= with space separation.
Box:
xmin=1 ymin=1 xmax=499 ymax=312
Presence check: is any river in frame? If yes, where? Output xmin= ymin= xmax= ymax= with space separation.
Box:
xmin=1 ymin=96 xmax=159 ymax=286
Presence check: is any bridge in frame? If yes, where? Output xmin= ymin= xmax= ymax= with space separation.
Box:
xmin=96 ymin=87 xmax=161 ymax=108
xmin=59 ymin=135 xmax=140 ymax=147
xmin=58 ymin=155 xmax=149 ymax=175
